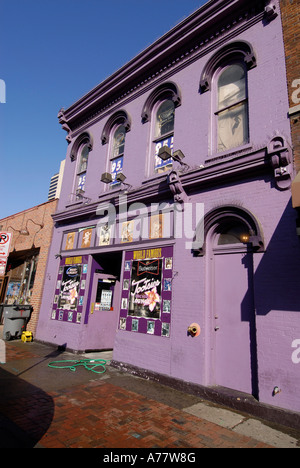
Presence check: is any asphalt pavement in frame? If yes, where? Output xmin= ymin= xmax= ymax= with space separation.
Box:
xmin=0 ymin=334 xmax=299 ymax=449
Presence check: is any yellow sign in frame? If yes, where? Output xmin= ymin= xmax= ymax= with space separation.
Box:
xmin=65 ymin=257 xmax=82 ymax=265
xmin=133 ymin=248 xmax=162 ymax=260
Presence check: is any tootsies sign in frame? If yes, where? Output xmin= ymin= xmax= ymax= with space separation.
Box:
xmin=129 ymin=258 xmax=162 ymax=318
xmin=119 ymin=246 xmax=173 ymax=337
xmin=58 ymin=265 xmax=82 ymax=310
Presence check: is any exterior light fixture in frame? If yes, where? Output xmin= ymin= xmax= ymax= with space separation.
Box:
xmin=173 ymin=150 xmax=190 ymax=169
xmin=239 ymin=230 xmax=264 ymax=250
xmin=240 ymin=233 xmax=250 ymax=243
xmin=76 ymin=188 xmax=85 ymax=197
xmin=116 ymin=172 xmax=132 ymax=190
xmin=7 ymin=225 xmax=30 ymax=236
xmin=158 ymin=146 xmax=172 ymax=161
xmin=19 ymin=228 xmax=30 ymax=236
xmin=101 ymin=172 xmax=113 ymax=184
xmin=158 ymin=146 xmax=190 ymax=169
xmin=116 ymin=172 xmax=126 ymax=183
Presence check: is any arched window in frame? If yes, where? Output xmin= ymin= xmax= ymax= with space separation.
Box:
xmin=70 ymin=132 xmax=93 ymax=194
xmin=142 ymin=82 xmax=181 ymax=175
xmin=77 ymin=143 xmax=89 ymax=191
xmin=154 ymin=99 xmax=175 ymax=173
xmin=110 ymin=124 xmax=126 ymax=185
xmin=200 ymin=41 xmax=256 ymax=155
xmin=216 ymin=63 xmax=249 ymax=152
xmin=101 ymin=110 xmax=131 ymax=186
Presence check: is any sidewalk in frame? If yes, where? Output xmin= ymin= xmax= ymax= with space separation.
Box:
xmin=0 ymin=337 xmax=299 ymax=449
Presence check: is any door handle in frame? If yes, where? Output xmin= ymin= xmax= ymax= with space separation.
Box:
xmin=214 ymin=326 xmax=220 ymax=331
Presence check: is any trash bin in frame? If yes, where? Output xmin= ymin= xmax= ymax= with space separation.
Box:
xmin=2 ymin=304 xmax=33 ymax=341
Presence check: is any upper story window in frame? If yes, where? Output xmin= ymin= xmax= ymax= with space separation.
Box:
xmin=216 ymin=63 xmax=249 ymax=152
xmin=110 ymin=124 xmax=126 ymax=185
xmin=199 ymin=41 xmax=256 ymax=156
xmin=77 ymin=143 xmax=89 ymax=191
xmin=154 ymin=99 xmax=175 ymax=173
xmin=142 ymin=82 xmax=181 ymax=176
xmin=70 ymin=132 xmax=93 ymax=196
xmin=101 ymin=110 xmax=131 ymax=187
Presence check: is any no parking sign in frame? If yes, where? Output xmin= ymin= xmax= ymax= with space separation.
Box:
xmin=0 ymin=232 xmax=12 ymax=257
xmin=0 ymin=232 xmax=12 ymax=276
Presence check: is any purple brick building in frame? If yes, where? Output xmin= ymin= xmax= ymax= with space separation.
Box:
xmin=36 ymin=0 xmax=300 ymax=416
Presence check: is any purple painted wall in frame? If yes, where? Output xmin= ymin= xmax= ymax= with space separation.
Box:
xmin=36 ymin=0 xmax=300 ymax=414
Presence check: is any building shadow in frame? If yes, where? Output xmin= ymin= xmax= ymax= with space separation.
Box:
xmin=0 ymin=365 xmax=54 ymax=447
xmin=252 ymin=197 xmax=300 ymax=316
xmin=240 ymin=197 xmax=300 ymax=400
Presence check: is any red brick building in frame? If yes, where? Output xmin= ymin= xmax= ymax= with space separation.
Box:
xmin=280 ymin=0 xmax=300 ymax=209
xmin=0 ymin=199 xmax=57 ymax=334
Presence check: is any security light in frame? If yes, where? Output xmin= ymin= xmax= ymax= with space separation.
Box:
xmin=158 ymin=146 xmax=172 ymax=161
xmin=101 ymin=172 xmax=113 ymax=184
xmin=116 ymin=172 xmax=127 ymax=183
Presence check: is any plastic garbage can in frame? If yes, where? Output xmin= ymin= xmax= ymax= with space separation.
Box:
xmin=2 ymin=305 xmax=33 ymax=341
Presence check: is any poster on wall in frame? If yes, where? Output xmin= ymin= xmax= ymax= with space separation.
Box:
xmin=120 ymin=247 xmax=173 ymax=336
xmin=6 ymin=281 xmax=21 ymax=304
xmin=81 ymin=228 xmax=93 ymax=248
xmin=65 ymin=232 xmax=75 ymax=250
xmin=121 ymin=220 xmax=134 ymax=243
xmin=58 ymin=265 xmax=82 ymax=310
xmin=128 ymin=258 xmax=162 ymax=319
xmin=150 ymin=214 xmax=163 ymax=239
xmin=98 ymin=223 xmax=112 ymax=246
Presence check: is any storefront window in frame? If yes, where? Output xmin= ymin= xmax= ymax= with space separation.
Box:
xmin=5 ymin=254 xmax=39 ymax=304
xmin=119 ymin=247 xmax=173 ymax=337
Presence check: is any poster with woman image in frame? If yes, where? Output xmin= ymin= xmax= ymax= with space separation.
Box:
xmin=128 ymin=258 xmax=162 ymax=319
xmin=58 ymin=265 xmax=82 ymax=310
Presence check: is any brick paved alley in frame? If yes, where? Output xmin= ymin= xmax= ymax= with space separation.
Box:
xmin=0 ymin=340 xmax=299 ymax=449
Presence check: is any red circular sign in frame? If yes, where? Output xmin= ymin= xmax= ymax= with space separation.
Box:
xmin=0 ymin=233 xmax=9 ymax=244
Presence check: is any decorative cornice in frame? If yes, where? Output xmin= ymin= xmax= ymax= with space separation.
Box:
xmin=59 ymin=0 xmax=268 ymax=136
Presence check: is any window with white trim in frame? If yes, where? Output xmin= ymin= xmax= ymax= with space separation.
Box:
xmin=153 ymin=99 xmax=175 ymax=174
xmin=110 ymin=124 xmax=126 ymax=185
xmin=215 ymin=63 xmax=249 ymax=152
xmin=76 ymin=143 xmax=90 ymax=192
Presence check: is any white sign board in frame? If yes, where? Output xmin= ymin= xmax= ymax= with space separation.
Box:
xmin=0 ymin=232 xmax=12 ymax=276
xmin=0 ymin=232 xmax=12 ymax=257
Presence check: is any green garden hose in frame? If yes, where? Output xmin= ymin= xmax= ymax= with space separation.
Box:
xmin=48 ymin=358 xmax=108 ymax=374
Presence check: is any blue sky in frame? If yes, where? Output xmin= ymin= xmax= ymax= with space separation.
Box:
xmin=0 ymin=0 xmax=206 ymax=220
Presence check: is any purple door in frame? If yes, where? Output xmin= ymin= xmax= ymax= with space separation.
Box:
xmin=213 ymin=248 xmax=255 ymax=394
xmin=87 ymin=272 xmax=119 ymax=350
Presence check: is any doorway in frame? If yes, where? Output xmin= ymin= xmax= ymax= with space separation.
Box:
xmin=208 ymin=217 xmax=259 ymax=397
xmin=87 ymin=251 xmax=122 ymax=350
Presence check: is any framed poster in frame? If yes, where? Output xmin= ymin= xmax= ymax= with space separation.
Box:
xmin=121 ymin=220 xmax=134 ymax=243
xmin=150 ymin=214 xmax=164 ymax=239
xmin=128 ymin=258 xmax=162 ymax=319
xmin=98 ymin=223 xmax=112 ymax=246
xmin=65 ymin=232 xmax=75 ymax=250
xmin=120 ymin=247 xmax=173 ymax=336
xmin=58 ymin=265 xmax=82 ymax=310
xmin=81 ymin=228 xmax=92 ymax=248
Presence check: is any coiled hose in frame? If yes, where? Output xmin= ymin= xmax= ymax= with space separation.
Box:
xmin=48 ymin=358 xmax=108 ymax=374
